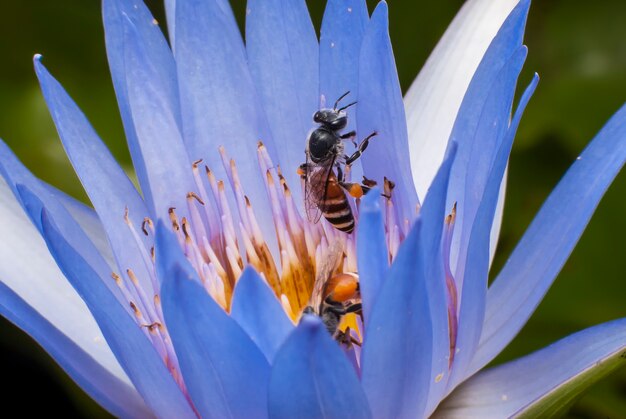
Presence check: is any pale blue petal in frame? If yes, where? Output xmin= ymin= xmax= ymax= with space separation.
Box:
xmin=230 ymin=267 xmax=294 ymax=363
xmin=437 ymin=318 xmax=626 ymax=418
xmin=42 ymin=182 xmax=114 ymax=266
xmin=445 ymin=50 xmax=533 ymax=388
xmin=103 ymin=0 xmax=178 ymax=212
xmin=246 ymin=0 xmax=318 ymax=201
xmin=474 ymin=102 xmax=626 ymax=374
xmin=319 ymin=0 xmax=368 ymax=181
xmin=0 ymin=143 xmax=121 ymax=300
xmin=0 ymin=282 xmax=151 ymax=418
xmin=121 ymin=15 xmax=198 ymax=218
xmin=164 ymin=0 xmax=176 ymax=48
xmin=174 ymin=0 xmax=277 ymax=252
xmin=39 ymin=203 xmax=195 ymax=418
xmin=356 ymin=187 xmax=388 ymax=326
xmin=452 ymin=45 xmax=527 ymax=288
xmin=445 ymin=0 xmax=529 ymax=271
xmin=418 ymin=144 xmax=458 ymax=415
xmin=361 ymin=219 xmax=432 ymax=418
xmin=268 ymin=316 xmax=372 ymax=419
xmin=34 ymin=58 xmax=155 ymax=294
xmin=357 ymin=2 xmax=418 ymax=222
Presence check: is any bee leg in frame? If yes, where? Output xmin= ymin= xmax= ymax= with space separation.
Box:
xmin=345 ymin=131 xmax=377 ymax=165
xmin=336 ymin=165 xmax=345 ymax=183
xmin=336 ymin=327 xmax=362 ymax=348
xmin=344 ymin=303 xmax=362 ymax=315
xmin=339 ymin=130 xmax=357 ymax=147
xmin=339 ymin=177 xmax=378 ymax=198
xmin=339 ymin=181 xmax=366 ymax=199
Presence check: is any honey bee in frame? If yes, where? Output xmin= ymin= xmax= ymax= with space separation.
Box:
xmin=299 ymin=91 xmax=377 ymax=234
xmin=303 ymin=240 xmax=362 ymax=344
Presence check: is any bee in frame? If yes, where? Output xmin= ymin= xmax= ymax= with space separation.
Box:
xmin=298 ymin=91 xmax=378 ymax=234
xmin=303 ymin=240 xmax=362 ymax=344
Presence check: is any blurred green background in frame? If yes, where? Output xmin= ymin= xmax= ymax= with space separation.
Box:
xmin=0 ymin=0 xmax=625 ymax=417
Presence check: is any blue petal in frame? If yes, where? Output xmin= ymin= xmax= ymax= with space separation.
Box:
xmin=120 ymin=14 xmax=198 ymax=218
xmin=356 ymin=187 xmax=388 ymax=326
xmin=230 ymin=267 xmax=294 ymax=363
xmin=417 ymin=144 xmax=458 ymax=415
xmin=160 ymin=253 xmax=271 ymax=418
xmin=39 ymin=203 xmax=195 ymax=418
xmin=154 ymin=220 xmax=193 ymax=280
xmin=0 ymin=282 xmax=150 ymax=418
xmin=34 ymin=57 xmax=155 ymax=294
xmin=445 ymin=0 xmax=529 ymax=270
xmin=268 ymin=316 xmax=372 ymax=419
xmin=360 ymin=221 xmax=432 ymax=418
xmin=452 ymin=45 xmax=527 ymax=280
xmin=474 ymin=101 xmax=626 ymax=374
xmin=174 ymin=0 xmax=277 ymax=252
xmin=246 ymin=0 xmax=318 ymax=202
xmin=357 ymin=2 xmax=418 ymax=222
xmin=103 ymin=0 xmax=179 ymax=213
xmin=438 ymin=318 xmax=626 ymax=417
xmin=42 ymin=182 xmax=113 ymax=264
xmin=445 ymin=50 xmax=533 ymax=388
xmin=319 ymin=0 xmax=368 ymax=181
xmin=0 ymin=143 xmax=120 ymax=299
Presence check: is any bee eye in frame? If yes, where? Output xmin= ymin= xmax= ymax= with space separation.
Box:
xmin=313 ymin=111 xmax=323 ymax=123
xmin=330 ymin=116 xmax=347 ymax=130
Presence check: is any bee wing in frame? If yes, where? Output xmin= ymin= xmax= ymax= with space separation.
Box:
xmin=303 ymin=153 xmax=335 ymax=223
xmin=309 ymin=239 xmax=344 ymax=312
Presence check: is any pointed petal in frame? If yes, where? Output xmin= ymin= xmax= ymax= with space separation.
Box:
xmin=43 ymin=183 xmax=114 ymax=267
xmin=0 ymin=282 xmax=150 ymax=418
xmin=474 ymin=102 xmax=626 ymax=373
xmin=444 ymin=0 xmax=530 ymax=277
xmin=34 ymin=57 xmax=156 ymax=294
xmin=164 ymin=0 xmax=176 ymax=48
xmin=448 ymin=74 xmax=539 ymax=390
xmin=0 ymin=142 xmax=121 ymax=300
xmin=160 ymin=259 xmax=270 ymax=417
xmin=451 ymin=45 xmax=527 ymax=283
xmin=120 ymin=14 xmax=198 ymax=218
xmin=246 ymin=0 xmax=318 ymax=200
xmin=174 ymin=0 xmax=277 ymax=250
xmin=103 ymin=0 xmax=179 ymax=212
xmin=39 ymin=204 xmax=194 ymax=418
xmin=405 ymin=0 xmax=525 ymax=198
xmin=356 ymin=188 xmax=388 ymax=326
xmin=230 ymin=267 xmax=294 ymax=363
xmin=268 ymin=316 xmax=372 ymax=419
xmin=0 ymin=179 xmax=138 ymax=412
xmin=361 ymin=220 xmax=432 ymax=418
xmin=437 ymin=318 xmax=626 ymax=418
xmin=357 ymin=2 xmax=418 ymax=221
xmin=418 ymin=145 xmax=458 ymax=415
xmin=319 ymin=0 xmax=369 ymax=181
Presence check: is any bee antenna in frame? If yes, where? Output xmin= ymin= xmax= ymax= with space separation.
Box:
xmin=337 ymin=101 xmax=357 ymax=112
xmin=333 ymin=91 xmax=351 ymax=110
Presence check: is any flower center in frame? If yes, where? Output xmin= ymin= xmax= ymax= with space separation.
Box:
xmin=110 ymin=142 xmax=459 ymax=390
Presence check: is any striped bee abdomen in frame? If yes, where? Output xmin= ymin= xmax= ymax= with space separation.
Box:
xmin=321 ymin=181 xmax=355 ymax=233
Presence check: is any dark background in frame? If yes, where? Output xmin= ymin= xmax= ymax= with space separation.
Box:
xmin=0 ymin=0 xmax=625 ymax=417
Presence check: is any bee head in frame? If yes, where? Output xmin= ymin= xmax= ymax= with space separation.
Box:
xmin=313 ymin=109 xmax=348 ymax=131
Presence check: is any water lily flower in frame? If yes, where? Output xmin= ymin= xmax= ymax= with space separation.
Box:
xmin=1 ymin=0 xmax=625 ymax=417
